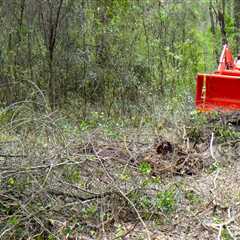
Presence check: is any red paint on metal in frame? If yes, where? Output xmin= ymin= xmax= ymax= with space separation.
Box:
xmin=196 ymin=45 xmax=240 ymax=111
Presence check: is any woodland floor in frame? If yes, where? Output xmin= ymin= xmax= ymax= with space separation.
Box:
xmin=1 ymin=112 xmax=240 ymax=240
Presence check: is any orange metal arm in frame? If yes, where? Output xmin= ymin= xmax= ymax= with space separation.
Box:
xmin=217 ymin=44 xmax=235 ymax=72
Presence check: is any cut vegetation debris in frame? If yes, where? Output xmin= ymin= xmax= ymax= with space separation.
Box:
xmin=1 ymin=114 xmax=240 ymax=239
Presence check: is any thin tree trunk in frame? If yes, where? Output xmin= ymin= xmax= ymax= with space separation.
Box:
xmin=218 ymin=0 xmax=227 ymax=45
xmin=234 ymin=0 xmax=240 ymax=52
xmin=47 ymin=0 xmax=63 ymax=110
xmin=81 ymin=0 xmax=87 ymax=119
xmin=209 ymin=0 xmax=219 ymax=64
xmin=27 ymin=32 xmax=34 ymax=83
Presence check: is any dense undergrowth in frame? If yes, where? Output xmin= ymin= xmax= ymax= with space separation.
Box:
xmin=1 ymin=99 xmax=240 ymax=240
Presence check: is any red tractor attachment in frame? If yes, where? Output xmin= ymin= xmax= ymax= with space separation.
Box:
xmin=196 ymin=45 xmax=240 ymax=111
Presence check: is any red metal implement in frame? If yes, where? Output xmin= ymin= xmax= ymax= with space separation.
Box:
xmin=196 ymin=45 xmax=240 ymax=111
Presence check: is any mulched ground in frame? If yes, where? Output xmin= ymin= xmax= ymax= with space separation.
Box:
xmin=1 ymin=115 xmax=240 ymax=239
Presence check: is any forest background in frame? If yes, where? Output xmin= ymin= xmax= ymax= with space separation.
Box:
xmin=1 ymin=1 xmax=240 ymax=240
xmin=0 ymin=0 xmax=237 ymax=119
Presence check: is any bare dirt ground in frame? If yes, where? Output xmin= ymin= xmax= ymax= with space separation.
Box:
xmin=1 ymin=116 xmax=240 ymax=239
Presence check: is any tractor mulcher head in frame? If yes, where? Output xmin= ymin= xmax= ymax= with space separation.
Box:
xmin=196 ymin=45 xmax=240 ymax=112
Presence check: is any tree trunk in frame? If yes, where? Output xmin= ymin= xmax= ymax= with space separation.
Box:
xmin=209 ymin=0 xmax=219 ymax=64
xmin=39 ymin=0 xmax=63 ymax=110
xmin=234 ymin=0 xmax=240 ymax=52
xmin=217 ymin=0 xmax=227 ymax=45
xmin=94 ymin=0 xmax=112 ymax=104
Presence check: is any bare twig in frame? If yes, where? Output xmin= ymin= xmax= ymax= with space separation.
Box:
xmin=210 ymin=132 xmax=216 ymax=161
xmin=92 ymin=143 xmax=152 ymax=240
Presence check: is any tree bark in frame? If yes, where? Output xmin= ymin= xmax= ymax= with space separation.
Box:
xmin=209 ymin=0 xmax=219 ymax=64
xmin=94 ymin=0 xmax=112 ymax=104
xmin=39 ymin=0 xmax=63 ymax=110
xmin=234 ymin=0 xmax=240 ymax=52
xmin=217 ymin=0 xmax=227 ymax=45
